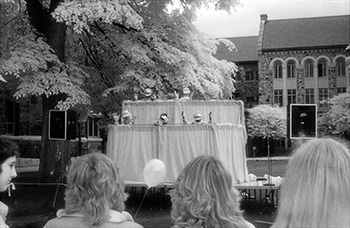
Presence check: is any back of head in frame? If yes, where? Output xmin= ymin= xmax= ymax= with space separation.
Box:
xmin=273 ymin=137 xmax=350 ymax=228
xmin=171 ymin=155 xmax=244 ymax=228
xmin=65 ymin=153 xmax=127 ymax=226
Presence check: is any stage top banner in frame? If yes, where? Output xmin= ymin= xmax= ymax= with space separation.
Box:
xmin=122 ymin=99 xmax=245 ymax=125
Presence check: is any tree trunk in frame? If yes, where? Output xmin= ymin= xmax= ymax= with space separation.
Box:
xmin=39 ymin=96 xmax=70 ymax=183
xmin=26 ymin=0 xmax=70 ymax=182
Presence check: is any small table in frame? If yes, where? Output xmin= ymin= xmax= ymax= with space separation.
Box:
xmin=234 ymin=178 xmax=283 ymax=210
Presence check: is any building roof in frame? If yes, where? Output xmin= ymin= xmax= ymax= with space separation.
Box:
xmin=262 ymin=15 xmax=350 ymax=50
xmin=214 ymin=36 xmax=258 ymax=62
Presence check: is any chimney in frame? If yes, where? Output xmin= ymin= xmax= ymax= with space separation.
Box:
xmin=260 ymin=14 xmax=268 ymax=21
xmin=257 ymin=14 xmax=268 ymax=56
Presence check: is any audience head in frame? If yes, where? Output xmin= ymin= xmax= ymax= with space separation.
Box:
xmin=170 ymin=155 xmax=248 ymax=228
xmin=0 ymin=138 xmax=19 ymax=168
xmin=0 ymin=138 xmax=18 ymax=192
xmin=64 ymin=153 xmax=128 ymax=226
xmin=272 ymin=137 xmax=350 ymax=228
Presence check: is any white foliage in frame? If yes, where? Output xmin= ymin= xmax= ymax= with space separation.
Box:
xmin=52 ymin=0 xmax=144 ymax=34
xmin=246 ymin=104 xmax=287 ymax=139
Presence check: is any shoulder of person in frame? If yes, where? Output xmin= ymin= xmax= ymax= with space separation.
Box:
xmin=43 ymin=217 xmax=65 ymax=228
xmin=115 ymin=221 xmax=144 ymax=228
xmin=243 ymin=220 xmax=256 ymax=228
xmin=0 ymin=216 xmax=9 ymax=228
xmin=44 ymin=211 xmax=144 ymax=228
xmin=0 ymin=202 xmax=8 ymax=218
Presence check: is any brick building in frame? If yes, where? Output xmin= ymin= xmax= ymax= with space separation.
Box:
xmin=217 ymin=14 xmax=350 ymax=110
xmin=216 ymin=14 xmax=350 ymax=155
xmin=215 ymin=36 xmax=260 ymax=108
xmin=258 ymin=14 xmax=350 ymax=111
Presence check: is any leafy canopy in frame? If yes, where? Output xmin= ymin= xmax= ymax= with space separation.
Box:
xmin=52 ymin=0 xmax=239 ymax=104
xmin=318 ymin=87 xmax=350 ymax=137
xmin=1 ymin=0 xmax=240 ymax=114
xmin=0 ymin=0 xmax=91 ymax=110
xmin=246 ymin=104 xmax=287 ymax=140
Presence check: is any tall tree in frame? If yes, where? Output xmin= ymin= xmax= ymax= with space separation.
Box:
xmin=318 ymin=88 xmax=350 ymax=138
xmin=1 ymin=0 xmax=240 ymax=182
xmin=54 ymin=0 xmax=239 ymax=107
xmin=1 ymin=0 xmax=91 ymax=182
xmin=318 ymin=53 xmax=350 ymax=139
xmin=246 ymin=104 xmax=287 ymax=140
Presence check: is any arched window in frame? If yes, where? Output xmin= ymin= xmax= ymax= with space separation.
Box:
xmin=287 ymin=60 xmax=296 ymax=78
xmin=317 ymin=58 xmax=328 ymax=77
xmin=274 ymin=60 xmax=282 ymax=79
xmin=335 ymin=57 xmax=345 ymax=76
xmin=304 ymin=59 xmax=313 ymax=77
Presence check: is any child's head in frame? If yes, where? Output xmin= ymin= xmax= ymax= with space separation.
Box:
xmin=0 ymin=138 xmax=19 ymax=192
xmin=273 ymin=137 xmax=350 ymax=228
xmin=65 ymin=153 xmax=127 ymax=226
xmin=171 ymin=155 xmax=244 ymax=228
xmin=0 ymin=138 xmax=19 ymax=173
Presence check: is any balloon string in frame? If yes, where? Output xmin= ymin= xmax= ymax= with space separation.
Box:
xmin=134 ymin=187 xmax=149 ymax=219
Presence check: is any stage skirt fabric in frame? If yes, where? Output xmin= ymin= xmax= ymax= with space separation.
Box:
xmin=107 ymin=124 xmax=249 ymax=185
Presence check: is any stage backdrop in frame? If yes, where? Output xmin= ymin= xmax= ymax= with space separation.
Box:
xmin=107 ymin=100 xmax=249 ymax=185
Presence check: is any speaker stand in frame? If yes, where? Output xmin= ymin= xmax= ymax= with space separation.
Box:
xmin=264 ymin=136 xmax=275 ymax=186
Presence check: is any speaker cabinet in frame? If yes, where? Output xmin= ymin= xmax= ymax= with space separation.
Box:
xmin=49 ymin=110 xmax=77 ymax=140
xmin=290 ymin=104 xmax=317 ymax=139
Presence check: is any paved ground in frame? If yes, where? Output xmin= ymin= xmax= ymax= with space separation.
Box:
xmin=3 ymin=158 xmax=288 ymax=228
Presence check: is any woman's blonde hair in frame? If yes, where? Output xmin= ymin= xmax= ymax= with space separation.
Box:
xmin=170 ymin=155 xmax=246 ymax=228
xmin=64 ymin=153 xmax=128 ymax=226
xmin=272 ymin=137 xmax=350 ymax=228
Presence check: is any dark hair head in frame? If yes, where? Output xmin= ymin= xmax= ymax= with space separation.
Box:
xmin=0 ymin=138 xmax=20 ymax=174
xmin=0 ymin=138 xmax=19 ymax=165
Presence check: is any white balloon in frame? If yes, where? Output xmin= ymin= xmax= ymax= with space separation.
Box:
xmin=143 ymin=159 xmax=166 ymax=187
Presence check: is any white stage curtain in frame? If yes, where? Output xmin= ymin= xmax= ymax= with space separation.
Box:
xmin=122 ymin=100 xmax=245 ymax=125
xmin=107 ymin=124 xmax=249 ymax=184
xmin=107 ymin=125 xmax=158 ymax=182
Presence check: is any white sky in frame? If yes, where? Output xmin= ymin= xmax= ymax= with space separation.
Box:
xmin=194 ymin=0 xmax=350 ymax=38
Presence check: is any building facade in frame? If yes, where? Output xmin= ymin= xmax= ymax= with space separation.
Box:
xmin=217 ymin=14 xmax=350 ymax=111
xmin=215 ymin=14 xmax=350 ymax=156
xmin=258 ymin=14 xmax=350 ymax=110
xmin=215 ymin=36 xmax=260 ymax=108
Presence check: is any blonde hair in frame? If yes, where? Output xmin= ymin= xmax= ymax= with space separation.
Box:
xmin=272 ymin=138 xmax=350 ymax=228
xmin=170 ymin=155 xmax=247 ymax=228
xmin=64 ymin=153 xmax=128 ymax=226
